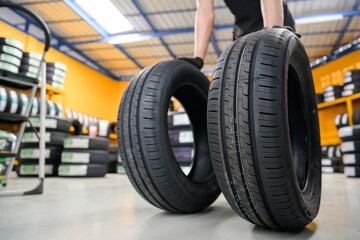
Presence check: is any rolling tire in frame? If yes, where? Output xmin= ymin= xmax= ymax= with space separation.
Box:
xmin=207 ymin=28 xmax=321 ymax=230
xmin=117 ymin=60 xmax=220 ymax=213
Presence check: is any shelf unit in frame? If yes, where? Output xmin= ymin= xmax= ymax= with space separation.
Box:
xmin=318 ymin=92 xmax=360 ymax=146
xmin=0 ymin=70 xmax=46 ymax=196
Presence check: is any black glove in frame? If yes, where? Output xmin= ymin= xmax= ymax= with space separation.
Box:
xmin=178 ymin=57 xmax=204 ymax=69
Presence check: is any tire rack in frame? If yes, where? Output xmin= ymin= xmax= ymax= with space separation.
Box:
xmin=0 ymin=66 xmax=46 ymax=196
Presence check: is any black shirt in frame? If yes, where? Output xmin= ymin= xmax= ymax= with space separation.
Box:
xmin=223 ymin=0 xmax=295 ymax=38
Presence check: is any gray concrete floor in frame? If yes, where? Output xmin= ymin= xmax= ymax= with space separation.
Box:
xmin=0 ymin=173 xmax=359 ymax=240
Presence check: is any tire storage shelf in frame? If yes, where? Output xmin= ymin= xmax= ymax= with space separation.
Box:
xmin=318 ymin=85 xmax=360 ymax=146
xmin=0 ymin=66 xmax=47 ymax=195
xmin=0 ymin=2 xmax=52 ymax=196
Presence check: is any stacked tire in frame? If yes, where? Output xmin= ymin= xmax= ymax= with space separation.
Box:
xmin=335 ymin=112 xmax=349 ymax=129
xmin=65 ymin=108 xmax=101 ymax=133
xmin=0 ymin=37 xmax=24 ymax=74
xmin=321 ymin=145 xmax=343 ymax=173
xmin=339 ymin=124 xmax=360 ymax=177
xmin=0 ymin=130 xmax=16 ymax=184
xmin=107 ymin=144 xmax=118 ymax=173
xmin=323 ymin=85 xmax=342 ymax=102
xmin=58 ymin=136 xmax=109 ymax=177
xmin=316 ymin=93 xmax=324 ymax=104
xmin=19 ymin=52 xmax=42 ymax=78
xmin=342 ymin=70 xmax=360 ymax=97
xmin=168 ymin=111 xmax=194 ymax=175
xmin=46 ymin=62 xmax=67 ymax=90
xmin=17 ymin=116 xmax=72 ymax=176
xmin=0 ymin=87 xmax=29 ymax=116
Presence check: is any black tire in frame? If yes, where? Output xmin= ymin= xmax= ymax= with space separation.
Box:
xmin=21 ymin=56 xmax=41 ymax=67
xmin=323 ymin=96 xmax=336 ymax=102
xmin=322 ymin=166 xmax=343 ymax=174
xmin=58 ymin=164 xmax=107 ymax=177
xmin=335 ymin=113 xmax=349 ymax=129
xmin=0 ymin=87 xmax=7 ymax=113
xmin=15 ymin=91 xmax=23 ymax=115
xmin=323 ymin=85 xmax=342 ymax=93
xmin=340 ymin=140 xmax=360 ymax=153
xmin=343 ymin=82 xmax=360 ymax=91
xmin=168 ymin=111 xmax=191 ymax=129
xmin=344 ymin=166 xmax=360 ymax=177
xmin=61 ymin=150 xmax=108 ymax=164
xmin=342 ymin=153 xmax=360 ymax=165
xmin=26 ymin=116 xmax=72 ymax=133
xmin=344 ymin=69 xmax=360 ymax=78
xmin=19 ymin=63 xmax=39 ymax=74
xmin=47 ymin=62 xmax=67 ymax=71
xmin=64 ymin=136 xmax=109 ymax=150
xmin=342 ymin=89 xmax=360 ymax=97
xmin=0 ymin=44 xmax=23 ymax=59
xmin=0 ymin=53 xmax=21 ymax=67
xmin=353 ymin=107 xmax=360 ymax=125
xmin=316 ymin=94 xmax=323 ymax=104
xmin=21 ymin=131 xmax=68 ymax=147
xmin=207 ymin=28 xmax=321 ymax=230
xmin=107 ymin=161 xmax=117 ymax=173
xmin=321 ymin=158 xmax=341 ymax=166
xmin=323 ymin=90 xmax=342 ymax=98
xmin=20 ymin=146 xmax=62 ymax=162
xmin=71 ymin=119 xmax=83 ymax=135
xmin=321 ymin=146 xmax=328 ymax=157
xmin=0 ymin=37 xmax=24 ymax=51
xmin=117 ymin=60 xmax=220 ymax=213
xmin=108 ymin=144 xmax=118 ymax=154
xmin=17 ymin=163 xmax=58 ymax=177
xmin=0 ymin=61 xmax=18 ymax=74
xmin=172 ymin=146 xmax=193 ymax=165
xmin=108 ymin=153 xmax=118 ymax=162
xmin=47 ymin=66 xmax=65 ymax=76
xmin=338 ymin=125 xmax=360 ymax=141
xmin=168 ymin=129 xmax=193 ymax=147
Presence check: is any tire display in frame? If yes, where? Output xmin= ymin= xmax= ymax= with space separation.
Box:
xmin=117 ymin=60 xmax=220 ymax=213
xmin=207 ymin=28 xmax=321 ymax=230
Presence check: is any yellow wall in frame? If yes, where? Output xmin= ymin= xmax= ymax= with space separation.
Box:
xmin=312 ymin=49 xmax=360 ymax=93
xmin=0 ymin=21 xmax=130 ymax=122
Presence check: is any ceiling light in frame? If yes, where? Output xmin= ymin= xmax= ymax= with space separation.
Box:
xmin=295 ymin=14 xmax=343 ymax=25
xmin=108 ymin=34 xmax=153 ymax=44
xmin=74 ymin=0 xmax=133 ymax=34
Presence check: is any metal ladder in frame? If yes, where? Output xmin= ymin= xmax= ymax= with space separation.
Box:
xmin=0 ymin=2 xmax=51 ymax=196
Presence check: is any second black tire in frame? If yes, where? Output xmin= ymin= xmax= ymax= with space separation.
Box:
xmin=117 ymin=60 xmax=220 ymax=213
xmin=207 ymin=28 xmax=321 ymax=230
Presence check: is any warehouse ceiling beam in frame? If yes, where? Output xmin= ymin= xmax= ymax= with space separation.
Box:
xmin=63 ymin=0 xmax=143 ymax=69
xmin=17 ymin=0 xmax=63 ymax=6
xmin=0 ymin=8 xmax=121 ymax=80
xmin=331 ymin=0 xmax=360 ymax=53
xmin=131 ymin=0 xmax=176 ymax=59
xmin=67 ymin=10 xmax=360 ymax=46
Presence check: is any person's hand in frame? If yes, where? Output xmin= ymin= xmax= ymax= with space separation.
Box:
xmin=178 ymin=57 xmax=204 ymax=69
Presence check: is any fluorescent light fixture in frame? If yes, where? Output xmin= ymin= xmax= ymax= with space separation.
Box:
xmin=295 ymin=14 xmax=343 ymax=25
xmin=108 ymin=33 xmax=153 ymax=44
xmin=74 ymin=0 xmax=133 ymax=34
